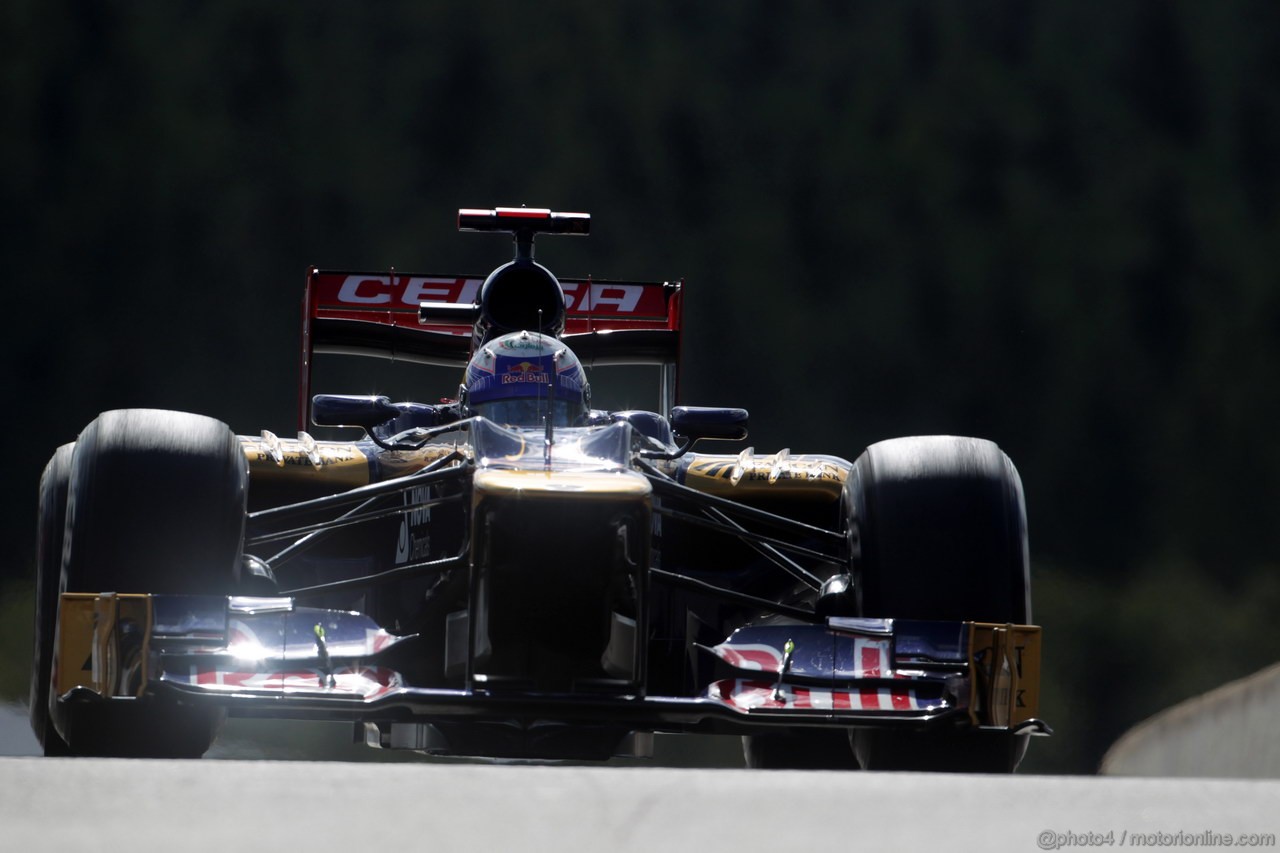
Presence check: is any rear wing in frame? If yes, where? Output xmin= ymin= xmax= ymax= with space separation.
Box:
xmin=299 ymin=269 xmax=683 ymax=430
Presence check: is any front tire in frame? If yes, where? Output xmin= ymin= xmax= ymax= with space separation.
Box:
xmin=847 ymin=435 xmax=1031 ymax=773
xmin=30 ymin=444 xmax=74 ymax=755
xmin=53 ymin=409 xmax=248 ymax=757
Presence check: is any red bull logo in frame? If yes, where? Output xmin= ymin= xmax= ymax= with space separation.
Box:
xmin=501 ymin=361 xmax=550 ymax=384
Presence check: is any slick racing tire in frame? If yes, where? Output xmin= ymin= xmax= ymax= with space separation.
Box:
xmin=55 ymin=409 xmax=248 ymax=758
xmin=29 ymin=443 xmax=74 ymax=755
xmin=846 ymin=435 xmax=1031 ymax=773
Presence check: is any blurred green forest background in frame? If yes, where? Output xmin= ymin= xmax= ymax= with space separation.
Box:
xmin=4 ymin=1 xmax=1280 ymax=773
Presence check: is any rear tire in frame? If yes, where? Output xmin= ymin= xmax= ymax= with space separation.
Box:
xmin=848 ymin=435 xmax=1031 ymax=773
xmin=54 ymin=409 xmax=248 ymax=758
xmin=851 ymin=727 xmax=1028 ymax=774
xmin=742 ymin=730 xmax=859 ymax=770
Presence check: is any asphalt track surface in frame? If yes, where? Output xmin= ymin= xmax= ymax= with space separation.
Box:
xmin=3 ymin=756 xmax=1278 ymax=853
xmin=3 ymin=705 xmax=1277 ymax=850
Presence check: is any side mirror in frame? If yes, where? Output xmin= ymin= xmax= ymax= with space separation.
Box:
xmin=312 ymin=395 xmax=401 ymax=430
xmin=670 ymin=406 xmax=749 ymax=442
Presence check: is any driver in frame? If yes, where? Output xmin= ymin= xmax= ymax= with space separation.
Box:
xmin=462 ymin=330 xmax=590 ymax=428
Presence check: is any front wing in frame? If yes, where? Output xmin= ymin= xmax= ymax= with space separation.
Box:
xmin=54 ymin=593 xmax=1045 ymax=739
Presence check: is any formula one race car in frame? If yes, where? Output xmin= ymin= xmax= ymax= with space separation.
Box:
xmin=30 ymin=208 xmax=1047 ymax=771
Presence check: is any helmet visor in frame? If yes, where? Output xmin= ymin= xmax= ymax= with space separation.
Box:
xmin=473 ymin=398 xmax=586 ymax=428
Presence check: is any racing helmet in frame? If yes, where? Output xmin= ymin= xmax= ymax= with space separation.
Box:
xmin=463 ymin=331 xmax=590 ymax=427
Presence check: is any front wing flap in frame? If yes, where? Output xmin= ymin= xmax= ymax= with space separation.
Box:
xmin=700 ymin=618 xmax=1043 ymax=729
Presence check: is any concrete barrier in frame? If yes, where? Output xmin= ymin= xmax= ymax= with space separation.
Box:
xmin=1101 ymin=662 xmax=1280 ymax=778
